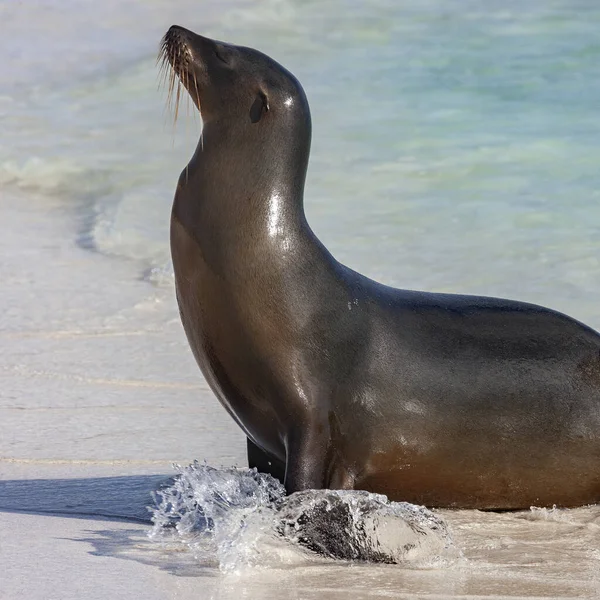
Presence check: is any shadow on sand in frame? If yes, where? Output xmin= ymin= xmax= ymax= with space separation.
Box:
xmin=0 ymin=474 xmax=213 ymax=576
xmin=0 ymin=474 xmax=169 ymax=522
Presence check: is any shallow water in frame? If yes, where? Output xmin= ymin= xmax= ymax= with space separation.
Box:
xmin=146 ymin=465 xmax=600 ymax=595
xmin=3 ymin=0 xmax=600 ymax=598
xmin=149 ymin=464 xmax=457 ymax=570
xmin=146 ymin=465 xmax=600 ymax=597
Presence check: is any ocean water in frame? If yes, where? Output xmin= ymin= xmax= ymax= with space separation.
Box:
xmin=4 ymin=0 xmax=600 ymax=597
xmin=3 ymin=0 xmax=600 ymax=318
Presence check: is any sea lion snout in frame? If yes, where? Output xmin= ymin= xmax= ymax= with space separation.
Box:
xmin=163 ymin=25 xmax=218 ymax=66
xmin=160 ymin=25 xmax=223 ymax=114
xmin=162 ymin=25 xmax=194 ymax=67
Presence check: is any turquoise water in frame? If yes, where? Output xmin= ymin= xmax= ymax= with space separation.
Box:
xmin=2 ymin=0 xmax=600 ymax=321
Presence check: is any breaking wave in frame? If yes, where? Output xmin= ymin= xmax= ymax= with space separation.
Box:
xmin=148 ymin=462 xmax=458 ymax=572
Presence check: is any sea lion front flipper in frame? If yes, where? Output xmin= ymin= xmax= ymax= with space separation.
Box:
xmin=246 ymin=437 xmax=285 ymax=484
xmin=283 ymin=428 xmax=331 ymax=493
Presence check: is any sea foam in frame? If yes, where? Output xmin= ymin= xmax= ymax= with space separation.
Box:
xmin=149 ymin=462 xmax=457 ymax=571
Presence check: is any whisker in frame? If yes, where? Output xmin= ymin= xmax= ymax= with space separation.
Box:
xmin=156 ymin=48 xmax=173 ymax=128
xmin=157 ymin=33 xmax=201 ymax=142
xmin=193 ymin=71 xmax=202 ymax=123
xmin=157 ymin=58 xmax=169 ymax=92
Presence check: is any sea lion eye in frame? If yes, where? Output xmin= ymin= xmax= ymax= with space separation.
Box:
xmin=249 ymin=91 xmax=269 ymax=123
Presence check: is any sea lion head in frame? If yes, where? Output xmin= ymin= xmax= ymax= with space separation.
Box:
xmin=160 ymin=25 xmax=310 ymax=132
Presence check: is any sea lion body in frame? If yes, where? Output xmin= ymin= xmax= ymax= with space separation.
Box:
xmin=164 ymin=26 xmax=600 ymax=509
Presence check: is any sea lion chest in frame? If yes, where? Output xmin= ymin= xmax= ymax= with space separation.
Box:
xmin=170 ymin=212 xmax=300 ymax=459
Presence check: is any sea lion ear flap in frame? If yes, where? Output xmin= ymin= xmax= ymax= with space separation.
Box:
xmin=250 ymin=91 xmax=269 ymax=123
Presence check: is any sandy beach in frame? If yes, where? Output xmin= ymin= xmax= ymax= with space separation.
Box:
xmin=0 ymin=189 xmax=241 ymax=598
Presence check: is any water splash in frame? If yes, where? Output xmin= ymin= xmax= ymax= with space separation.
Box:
xmin=148 ymin=462 xmax=458 ymax=571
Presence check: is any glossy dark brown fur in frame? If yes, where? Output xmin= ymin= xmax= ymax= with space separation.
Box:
xmin=165 ymin=25 xmax=600 ymax=509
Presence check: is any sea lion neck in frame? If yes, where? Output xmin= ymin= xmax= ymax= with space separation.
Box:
xmin=182 ymin=117 xmax=312 ymax=239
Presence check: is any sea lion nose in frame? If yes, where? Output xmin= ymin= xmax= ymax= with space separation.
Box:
xmin=165 ymin=25 xmax=216 ymax=64
xmin=167 ymin=24 xmax=192 ymax=38
xmin=165 ymin=25 xmax=194 ymax=48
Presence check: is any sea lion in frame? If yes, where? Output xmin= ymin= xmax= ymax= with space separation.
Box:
xmin=162 ymin=25 xmax=600 ymax=509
